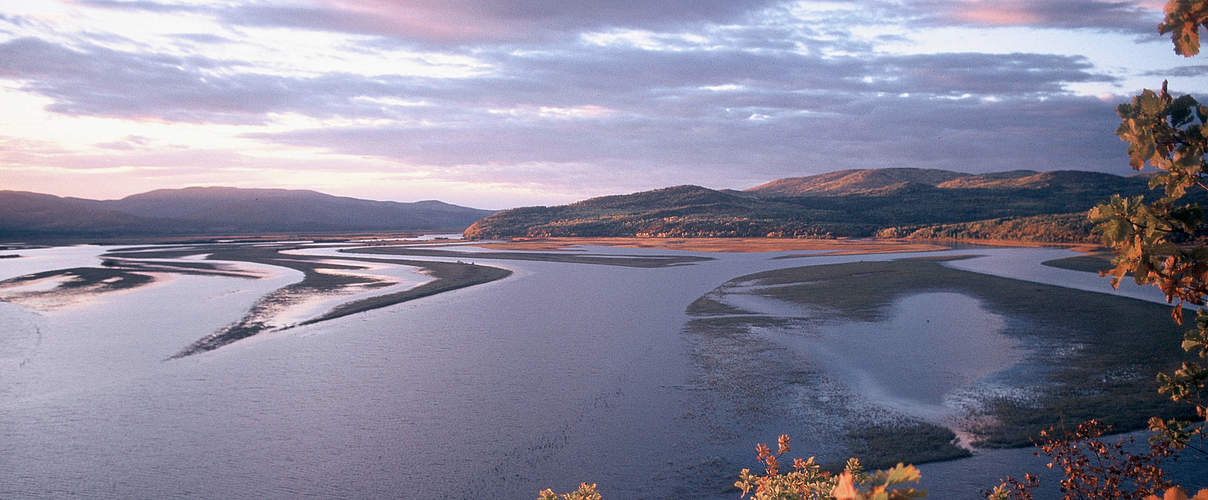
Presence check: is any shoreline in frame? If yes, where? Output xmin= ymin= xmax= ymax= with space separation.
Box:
xmin=473 ymin=236 xmax=952 ymax=254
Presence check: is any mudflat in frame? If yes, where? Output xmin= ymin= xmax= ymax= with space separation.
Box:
xmin=683 ymin=256 xmax=1194 ymax=468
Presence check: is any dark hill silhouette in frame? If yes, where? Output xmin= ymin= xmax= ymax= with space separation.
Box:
xmin=0 ymin=191 xmax=158 ymax=236
xmin=110 ymin=187 xmax=492 ymax=233
xmin=0 ymin=187 xmax=494 ymax=240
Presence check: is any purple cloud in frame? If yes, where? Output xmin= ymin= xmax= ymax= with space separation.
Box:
xmin=909 ymin=0 xmax=1161 ymax=33
xmin=247 ymin=94 xmax=1126 ymax=184
xmin=0 ymin=31 xmax=1112 ymax=125
xmin=78 ymin=0 xmax=780 ymax=44
xmin=1143 ymin=64 xmax=1208 ymax=77
xmin=0 ymin=37 xmax=405 ymax=123
xmin=0 ymin=0 xmax=1176 ymax=204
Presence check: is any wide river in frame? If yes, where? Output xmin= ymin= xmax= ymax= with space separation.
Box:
xmin=0 ymin=241 xmax=1201 ymax=498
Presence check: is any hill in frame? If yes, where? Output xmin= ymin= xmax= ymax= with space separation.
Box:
xmin=0 ymin=187 xmax=494 ymax=240
xmin=876 ymin=213 xmax=1097 ymax=243
xmin=745 ymin=168 xmax=972 ymax=196
xmin=0 ymin=191 xmax=157 ymax=236
xmin=465 ymin=185 xmax=840 ymax=239
xmin=464 ymin=169 xmax=1159 ymax=240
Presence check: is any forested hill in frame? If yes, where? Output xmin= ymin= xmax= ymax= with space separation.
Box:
xmin=463 ymin=169 xmax=1160 ymax=241
xmin=0 ymin=187 xmax=495 ymax=240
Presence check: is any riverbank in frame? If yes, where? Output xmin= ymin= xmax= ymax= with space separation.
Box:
xmin=472 ymin=236 xmax=951 ymax=254
xmin=343 ymin=243 xmax=713 ymax=267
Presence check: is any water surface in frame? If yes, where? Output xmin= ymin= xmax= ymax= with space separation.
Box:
xmin=0 ymin=243 xmax=1201 ymax=498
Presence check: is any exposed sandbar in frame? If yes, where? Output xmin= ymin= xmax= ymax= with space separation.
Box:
xmin=2 ymin=242 xmax=513 ymax=358
xmin=163 ymin=243 xmax=512 ymax=358
xmin=683 ymin=257 xmax=1194 ymax=469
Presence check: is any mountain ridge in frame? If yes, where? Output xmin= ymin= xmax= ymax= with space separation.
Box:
xmin=745 ymin=168 xmax=975 ymax=196
xmin=464 ymin=168 xmax=1158 ymax=241
xmin=0 ymin=187 xmax=495 ymax=240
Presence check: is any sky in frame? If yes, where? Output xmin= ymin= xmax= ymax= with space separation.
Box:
xmin=1 ymin=0 xmax=1206 ymax=209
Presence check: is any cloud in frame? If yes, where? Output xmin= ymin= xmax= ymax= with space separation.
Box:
xmin=94 ymin=135 xmax=152 ymax=150
xmin=0 ymin=37 xmax=408 ymax=123
xmin=267 ymin=0 xmax=786 ymax=43
xmin=72 ymin=0 xmax=195 ymax=13
xmin=0 ymin=26 xmax=1119 ymax=195
xmin=247 ymin=93 xmax=1126 ymax=189
xmin=0 ymin=0 xmax=1162 ymax=204
xmin=169 ymin=33 xmax=231 ymax=44
xmin=1142 ymin=64 xmax=1208 ymax=77
xmin=73 ymin=0 xmax=1162 ymax=43
xmin=76 ymin=0 xmax=780 ymax=44
xmin=867 ymin=52 xmax=1116 ymax=95
xmin=459 ymin=46 xmax=1111 ymax=112
xmin=910 ymin=0 xmax=1162 ymax=33
xmin=0 ymin=27 xmax=1111 ymax=126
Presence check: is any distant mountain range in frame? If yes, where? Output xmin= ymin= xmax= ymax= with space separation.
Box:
xmin=0 ymin=187 xmax=495 ymax=240
xmin=3 ymin=169 xmax=1176 ymax=243
xmin=464 ymin=168 xmax=1164 ymax=242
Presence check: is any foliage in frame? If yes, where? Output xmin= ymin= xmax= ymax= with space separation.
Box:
xmin=535 ymin=435 xmax=926 ymax=500
xmin=733 ymin=435 xmax=925 ymax=500
xmin=986 ymin=420 xmax=1176 ymax=500
xmin=537 ymin=483 xmax=602 ymax=500
xmin=1057 ymin=3 xmax=1208 ymax=498
xmin=1161 ymin=0 xmax=1208 ymax=56
xmin=1145 ymin=487 xmax=1208 ymax=500
xmin=1088 ymin=79 xmax=1208 ymax=452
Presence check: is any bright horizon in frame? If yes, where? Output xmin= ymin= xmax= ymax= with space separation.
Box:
xmin=2 ymin=0 xmax=1206 ymax=209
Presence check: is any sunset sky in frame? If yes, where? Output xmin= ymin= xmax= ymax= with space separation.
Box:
xmin=1 ymin=0 xmax=1206 ymax=209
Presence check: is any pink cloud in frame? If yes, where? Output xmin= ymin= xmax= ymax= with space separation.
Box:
xmin=231 ymin=0 xmax=776 ymax=43
xmin=954 ymin=6 xmax=1042 ymax=25
xmin=923 ymin=0 xmax=1161 ymax=32
xmin=313 ymin=0 xmax=512 ymax=42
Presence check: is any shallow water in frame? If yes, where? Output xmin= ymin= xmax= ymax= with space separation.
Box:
xmin=944 ymin=247 xmax=1170 ymax=305
xmin=262 ymin=257 xmax=434 ymax=328
xmin=0 ymin=243 xmax=1203 ymax=498
xmin=0 ymin=245 xmax=118 ymax=280
xmin=767 ymin=292 xmax=1017 ymax=423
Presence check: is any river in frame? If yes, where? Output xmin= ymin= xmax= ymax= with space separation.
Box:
xmin=0 ymin=241 xmax=1201 ymax=498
